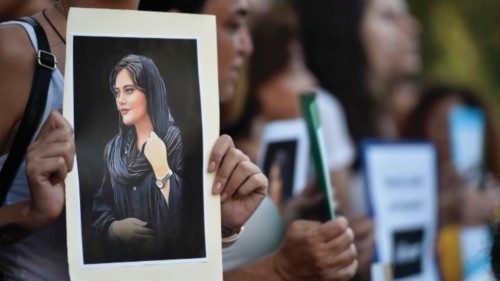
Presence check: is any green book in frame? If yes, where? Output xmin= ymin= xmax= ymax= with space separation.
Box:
xmin=299 ymin=93 xmax=336 ymax=220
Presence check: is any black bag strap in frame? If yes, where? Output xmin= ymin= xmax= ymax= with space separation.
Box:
xmin=0 ymin=16 xmax=56 ymax=205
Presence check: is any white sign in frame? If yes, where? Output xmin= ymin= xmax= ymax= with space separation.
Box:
xmin=363 ymin=142 xmax=439 ymax=281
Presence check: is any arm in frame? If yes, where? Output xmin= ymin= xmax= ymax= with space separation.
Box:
xmin=225 ymin=218 xmax=358 ymax=281
xmin=1 ymin=112 xmax=75 ymax=232
xmin=224 ymin=255 xmax=282 ymax=281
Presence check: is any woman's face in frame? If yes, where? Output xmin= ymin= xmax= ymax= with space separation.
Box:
xmin=361 ymin=0 xmax=420 ymax=84
xmin=202 ymin=0 xmax=253 ymax=103
xmin=114 ymin=69 xmax=149 ymax=126
xmin=258 ymin=40 xmax=316 ymax=120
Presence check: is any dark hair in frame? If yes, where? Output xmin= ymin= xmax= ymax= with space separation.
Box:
xmin=405 ymin=84 xmax=500 ymax=179
xmin=293 ymin=0 xmax=381 ymax=148
xmin=139 ymin=0 xmax=207 ymax=13
xmin=107 ymin=55 xmax=181 ymax=185
xmin=249 ymin=5 xmax=300 ymax=98
xmin=110 ymin=54 xmax=174 ymax=138
xmin=223 ymin=5 xmax=302 ymax=137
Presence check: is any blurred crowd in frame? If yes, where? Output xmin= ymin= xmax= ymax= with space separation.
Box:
xmin=1 ymin=0 xmax=499 ymax=280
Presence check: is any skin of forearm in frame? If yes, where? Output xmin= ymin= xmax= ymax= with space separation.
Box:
xmin=223 ymin=254 xmax=284 ymax=281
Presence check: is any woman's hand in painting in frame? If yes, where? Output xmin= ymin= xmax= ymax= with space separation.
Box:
xmin=144 ymin=131 xmax=170 ymax=179
xmin=272 ymin=217 xmax=358 ymax=281
xmin=108 ymin=218 xmax=155 ymax=246
xmin=208 ymin=135 xmax=268 ymax=230
xmin=23 ymin=111 xmax=75 ymax=230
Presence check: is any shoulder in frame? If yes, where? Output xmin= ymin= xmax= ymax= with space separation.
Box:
xmin=0 ymin=24 xmax=37 ymax=146
xmin=0 ymin=24 xmax=36 ymax=84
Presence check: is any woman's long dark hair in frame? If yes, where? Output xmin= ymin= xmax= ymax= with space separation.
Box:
xmin=106 ymin=55 xmax=181 ymax=185
xmin=404 ymin=84 xmax=500 ymax=179
xmin=293 ymin=0 xmax=380 ymax=148
xmin=109 ymin=54 xmax=174 ymax=138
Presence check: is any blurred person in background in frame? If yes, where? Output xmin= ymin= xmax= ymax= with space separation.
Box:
xmin=140 ymin=0 xmax=359 ymax=280
xmin=405 ymin=85 xmax=500 ymax=227
xmin=228 ymin=4 xmax=354 ymax=221
xmin=405 ymin=85 xmax=500 ymax=280
xmin=293 ymin=0 xmax=421 ymax=277
xmin=0 ymin=0 xmax=53 ymax=20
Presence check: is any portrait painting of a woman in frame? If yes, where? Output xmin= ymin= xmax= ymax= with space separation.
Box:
xmin=91 ymin=54 xmax=185 ymax=261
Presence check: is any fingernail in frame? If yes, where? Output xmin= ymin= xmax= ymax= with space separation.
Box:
xmin=221 ymin=193 xmax=228 ymax=202
xmin=213 ymin=182 xmax=222 ymax=194
xmin=208 ymin=161 xmax=216 ymax=172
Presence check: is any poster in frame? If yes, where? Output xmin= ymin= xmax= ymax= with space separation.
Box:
xmin=362 ymin=141 xmax=439 ymax=281
xmin=64 ymin=8 xmax=222 ymax=280
xmin=257 ymin=119 xmax=309 ymax=207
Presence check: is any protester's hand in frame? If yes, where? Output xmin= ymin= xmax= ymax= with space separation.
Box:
xmin=108 ymin=218 xmax=155 ymax=246
xmin=208 ymin=135 xmax=267 ymax=230
xmin=24 ymin=111 xmax=74 ymax=230
xmin=272 ymin=217 xmax=357 ymax=281
xmin=282 ymin=182 xmax=324 ymax=225
xmin=348 ymin=216 xmax=373 ymax=277
xmin=461 ymin=175 xmax=500 ymax=226
xmin=144 ymin=131 xmax=170 ymax=180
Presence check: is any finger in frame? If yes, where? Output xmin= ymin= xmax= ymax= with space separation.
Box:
xmin=235 ymin=172 xmax=268 ymax=197
xmin=214 ymin=148 xmax=248 ymax=195
xmin=331 ymin=244 xmax=357 ymax=268
xmin=319 ymin=216 xmax=349 ymax=241
xmin=352 ymin=217 xmax=373 ymax=237
xmin=38 ymin=111 xmax=73 ymax=138
xmin=325 ymin=227 xmax=355 ymax=254
xmin=332 ymin=260 xmax=358 ymax=281
xmin=222 ymin=160 xmax=260 ymax=201
xmin=45 ymin=157 xmax=68 ymax=185
xmin=135 ymin=226 xmax=155 ymax=236
xmin=208 ymin=134 xmax=235 ymax=174
xmin=36 ymin=141 xmax=74 ymax=169
xmin=34 ymin=128 xmax=73 ymax=147
xmin=130 ymin=219 xmax=148 ymax=227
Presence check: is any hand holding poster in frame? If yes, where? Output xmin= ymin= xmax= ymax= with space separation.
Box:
xmin=362 ymin=141 xmax=439 ymax=281
xmin=64 ymin=8 xmax=221 ymax=280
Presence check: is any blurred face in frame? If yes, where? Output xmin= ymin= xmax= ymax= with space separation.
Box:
xmin=361 ymin=0 xmax=420 ymax=84
xmin=202 ymin=0 xmax=253 ymax=103
xmin=423 ymin=96 xmax=463 ymax=166
xmin=113 ymin=69 xmax=149 ymax=126
xmin=258 ymin=41 xmax=316 ymax=120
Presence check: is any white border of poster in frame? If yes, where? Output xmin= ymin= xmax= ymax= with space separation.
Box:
xmin=64 ymin=8 xmax=222 ymax=281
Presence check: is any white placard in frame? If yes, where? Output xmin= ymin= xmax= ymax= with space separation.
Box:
xmin=257 ymin=119 xmax=309 ymax=204
xmin=64 ymin=8 xmax=222 ymax=280
xmin=362 ymin=141 xmax=439 ymax=281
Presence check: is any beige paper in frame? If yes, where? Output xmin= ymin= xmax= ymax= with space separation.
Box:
xmin=63 ymin=8 xmax=221 ymax=281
